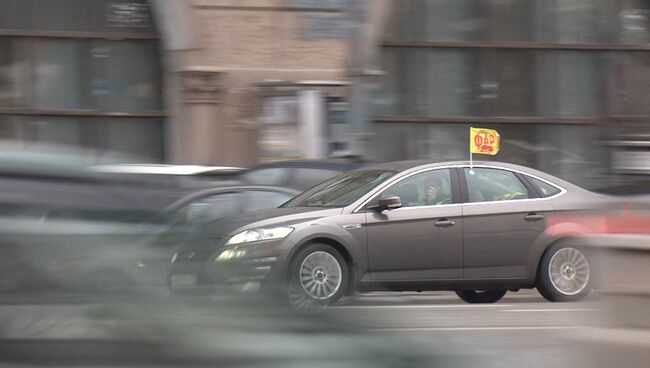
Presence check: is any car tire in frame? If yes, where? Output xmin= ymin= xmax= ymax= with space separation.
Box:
xmin=455 ymin=289 xmax=507 ymax=304
xmin=287 ymin=243 xmax=348 ymax=312
xmin=537 ymin=245 xmax=591 ymax=302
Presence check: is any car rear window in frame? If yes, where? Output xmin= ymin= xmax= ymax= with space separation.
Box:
xmin=464 ymin=168 xmax=529 ymax=202
xmin=527 ymin=176 xmax=562 ymax=197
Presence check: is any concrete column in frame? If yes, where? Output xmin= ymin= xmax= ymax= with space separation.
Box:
xmin=180 ymin=69 xmax=226 ymax=164
xmin=149 ymin=0 xmax=201 ymax=164
xmin=298 ymin=90 xmax=327 ymax=159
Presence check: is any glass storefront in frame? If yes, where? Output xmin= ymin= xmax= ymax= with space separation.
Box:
xmin=375 ymin=0 xmax=650 ymax=189
xmin=378 ymin=48 xmax=649 ymax=119
xmin=0 ymin=0 xmax=164 ymax=161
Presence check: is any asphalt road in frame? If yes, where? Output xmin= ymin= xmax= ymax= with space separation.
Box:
xmin=1 ymin=289 xmax=649 ymax=367
xmin=329 ymin=290 xmax=650 ymax=368
xmin=332 ymin=290 xmax=603 ymax=368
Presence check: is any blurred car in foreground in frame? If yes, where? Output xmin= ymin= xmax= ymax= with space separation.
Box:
xmin=240 ymin=158 xmax=367 ymax=191
xmin=0 ymin=147 xmax=294 ymax=293
xmin=0 ymin=154 xmax=183 ymax=292
xmin=571 ymin=197 xmax=650 ymax=329
xmin=0 ymin=295 xmax=435 ymax=368
xmin=173 ymin=160 xmax=643 ymax=309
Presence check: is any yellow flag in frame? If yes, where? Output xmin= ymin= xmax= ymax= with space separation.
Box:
xmin=470 ymin=127 xmax=500 ymax=155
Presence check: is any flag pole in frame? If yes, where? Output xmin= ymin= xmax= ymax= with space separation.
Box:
xmin=469 ymin=152 xmax=474 ymax=175
xmin=469 ymin=127 xmax=474 ymax=175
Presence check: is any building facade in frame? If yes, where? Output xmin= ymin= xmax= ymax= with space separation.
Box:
xmin=0 ymin=0 xmax=367 ymax=166
xmin=1 ymin=0 xmax=648 ymax=191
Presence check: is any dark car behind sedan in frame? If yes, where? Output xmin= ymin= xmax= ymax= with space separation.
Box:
xmin=91 ymin=164 xmax=246 ymax=189
xmin=240 ymin=158 xmax=368 ymax=191
xmin=172 ymin=160 xmax=647 ymax=310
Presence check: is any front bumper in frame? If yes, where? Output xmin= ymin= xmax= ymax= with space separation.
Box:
xmin=170 ymin=238 xmax=291 ymax=294
xmin=209 ymin=239 xmax=290 ymax=287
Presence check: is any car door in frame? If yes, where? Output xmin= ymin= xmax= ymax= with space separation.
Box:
xmin=460 ymin=167 xmax=554 ymax=279
xmin=364 ymin=168 xmax=463 ymax=281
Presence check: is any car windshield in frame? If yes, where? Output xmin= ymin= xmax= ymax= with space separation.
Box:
xmin=282 ymin=170 xmax=396 ymax=208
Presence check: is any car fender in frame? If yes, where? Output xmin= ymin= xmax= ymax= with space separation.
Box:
xmin=526 ymin=218 xmax=599 ymax=280
xmin=282 ymin=223 xmax=366 ymax=280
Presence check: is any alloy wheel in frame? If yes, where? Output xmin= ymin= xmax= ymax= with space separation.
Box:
xmin=548 ymin=247 xmax=590 ymax=296
xmin=299 ymin=251 xmax=343 ymax=300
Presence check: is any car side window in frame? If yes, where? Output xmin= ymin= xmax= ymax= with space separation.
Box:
xmin=381 ymin=169 xmax=452 ymax=207
xmin=526 ymin=176 xmax=561 ymax=197
xmin=464 ymin=168 xmax=529 ymax=203
xmin=243 ymin=191 xmax=293 ymax=213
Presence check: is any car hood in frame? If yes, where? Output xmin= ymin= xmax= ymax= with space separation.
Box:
xmin=198 ymin=207 xmax=344 ymax=238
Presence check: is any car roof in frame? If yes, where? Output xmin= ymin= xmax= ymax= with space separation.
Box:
xmin=359 ymin=160 xmax=584 ymax=190
xmin=361 ymin=160 xmax=534 ymax=172
xmin=359 ymin=160 xmax=436 ymax=172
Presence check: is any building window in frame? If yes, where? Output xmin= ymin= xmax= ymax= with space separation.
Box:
xmin=0 ymin=0 xmax=164 ymax=162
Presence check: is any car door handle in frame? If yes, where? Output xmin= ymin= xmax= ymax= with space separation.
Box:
xmin=524 ymin=213 xmax=545 ymax=222
xmin=434 ymin=219 xmax=455 ymax=228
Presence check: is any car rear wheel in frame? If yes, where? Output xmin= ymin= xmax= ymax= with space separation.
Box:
xmin=287 ymin=243 xmax=348 ymax=312
xmin=455 ymin=289 xmax=507 ymax=304
xmin=537 ymin=245 xmax=591 ymax=302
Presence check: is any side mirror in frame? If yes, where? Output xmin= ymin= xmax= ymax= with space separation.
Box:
xmin=369 ymin=195 xmax=402 ymax=211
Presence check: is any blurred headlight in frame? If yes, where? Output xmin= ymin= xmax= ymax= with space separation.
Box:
xmin=225 ymin=227 xmax=294 ymax=246
xmin=216 ymin=248 xmax=247 ymax=261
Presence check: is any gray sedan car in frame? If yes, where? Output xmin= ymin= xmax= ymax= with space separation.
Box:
xmin=173 ymin=160 xmax=612 ymax=309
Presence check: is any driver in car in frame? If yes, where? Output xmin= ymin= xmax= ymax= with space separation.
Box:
xmin=423 ymin=176 xmax=451 ymax=205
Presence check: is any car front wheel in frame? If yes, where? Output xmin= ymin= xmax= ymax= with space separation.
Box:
xmin=455 ymin=289 xmax=507 ymax=304
xmin=537 ymin=245 xmax=591 ymax=302
xmin=287 ymin=243 xmax=348 ymax=312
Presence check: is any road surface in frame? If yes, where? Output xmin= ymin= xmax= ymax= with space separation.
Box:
xmin=1 ymin=289 xmax=648 ymax=367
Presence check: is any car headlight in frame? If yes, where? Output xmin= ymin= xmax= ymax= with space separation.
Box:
xmin=216 ymin=248 xmax=247 ymax=261
xmin=225 ymin=227 xmax=294 ymax=246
